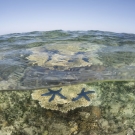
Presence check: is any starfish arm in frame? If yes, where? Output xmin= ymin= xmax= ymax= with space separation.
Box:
xmin=72 ymin=95 xmax=82 ymax=101
xmin=57 ymin=88 xmax=62 ymax=92
xmin=81 ymin=88 xmax=85 ymax=92
xmin=85 ymin=91 xmax=95 ymax=94
xmin=48 ymin=88 xmax=62 ymax=93
xmin=57 ymin=93 xmax=67 ymax=99
xmin=49 ymin=94 xmax=55 ymax=102
xmin=83 ymin=95 xmax=90 ymax=101
xmin=48 ymin=88 xmax=53 ymax=92
xmin=41 ymin=92 xmax=51 ymax=96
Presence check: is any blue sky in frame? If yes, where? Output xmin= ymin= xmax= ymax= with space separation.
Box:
xmin=0 ymin=0 xmax=135 ymax=35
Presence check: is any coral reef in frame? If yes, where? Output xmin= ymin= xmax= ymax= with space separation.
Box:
xmin=0 ymin=82 xmax=135 ymax=134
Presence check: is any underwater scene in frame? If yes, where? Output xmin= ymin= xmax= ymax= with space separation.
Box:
xmin=0 ymin=30 xmax=135 ymax=134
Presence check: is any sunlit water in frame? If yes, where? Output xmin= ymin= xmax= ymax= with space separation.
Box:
xmin=0 ymin=30 xmax=135 ymax=135
xmin=0 ymin=30 xmax=135 ymax=90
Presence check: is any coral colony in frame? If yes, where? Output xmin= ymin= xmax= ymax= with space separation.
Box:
xmin=31 ymin=84 xmax=97 ymax=112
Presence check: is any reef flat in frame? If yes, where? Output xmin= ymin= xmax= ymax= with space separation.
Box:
xmin=0 ymin=81 xmax=135 ymax=135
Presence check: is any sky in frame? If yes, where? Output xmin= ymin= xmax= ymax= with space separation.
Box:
xmin=0 ymin=0 xmax=135 ymax=35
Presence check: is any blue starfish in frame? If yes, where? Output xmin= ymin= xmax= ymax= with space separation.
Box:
xmin=41 ymin=88 xmax=67 ymax=102
xmin=72 ymin=88 xmax=95 ymax=101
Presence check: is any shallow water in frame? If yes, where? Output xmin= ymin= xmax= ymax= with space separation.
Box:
xmin=0 ymin=30 xmax=135 ymax=135
xmin=0 ymin=30 xmax=135 ymax=90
